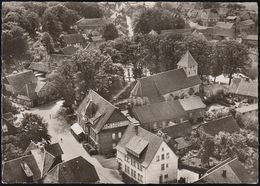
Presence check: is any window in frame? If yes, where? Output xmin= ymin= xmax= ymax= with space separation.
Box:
xmin=133 ymin=170 xmax=136 ymax=179
xmin=140 ymin=175 xmax=143 ymax=183
xmin=131 ymin=169 xmax=134 ymax=176
xmin=161 ymin=164 xmax=165 ymax=171
xmin=118 ymin=132 xmax=122 ymax=138
xmin=156 ymin=155 xmax=160 ymax=162
xmin=153 ymin=122 xmax=157 ymax=129
xmin=166 ymin=152 xmax=169 ymax=159
xmin=125 ymin=165 xmax=129 ymax=173
xmin=161 ymin=154 xmax=165 ymax=160
xmin=162 ymin=147 xmax=164 ymax=151
xmin=164 ymin=174 xmax=168 ymax=179
xmin=166 ymin=163 xmax=168 ymax=168
xmin=112 ymin=133 xmax=116 ymax=140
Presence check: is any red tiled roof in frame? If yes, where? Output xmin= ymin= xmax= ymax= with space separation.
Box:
xmin=201 ymin=115 xmax=240 ymax=136
xmin=29 ymin=62 xmax=50 ymax=73
xmin=2 ymin=155 xmax=41 ymax=183
xmin=44 ymin=156 xmax=99 ymax=183
xmin=195 ymin=158 xmax=257 ymax=183
xmin=179 ymin=96 xmax=206 ymax=111
xmin=132 ymin=100 xmax=188 ymax=124
xmin=229 ymin=78 xmax=258 ymax=98
xmin=75 ymin=18 xmax=112 ymax=29
xmin=76 ymin=90 xmax=129 ymax=133
xmin=5 ymin=70 xmax=37 ymax=94
xmin=116 ymin=124 xmax=164 ymax=167
xmin=131 ymin=68 xmax=202 ymax=103
xmin=160 ymin=120 xmax=192 ymax=139
xmin=62 ymin=34 xmax=85 ymax=45
xmin=177 ymin=51 xmax=198 ymax=67
xmin=60 ymin=45 xmax=78 ymax=55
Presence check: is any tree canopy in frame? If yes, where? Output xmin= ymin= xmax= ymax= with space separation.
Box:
xmin=102 ymin=23 xmax=119 ymax=41
xmin=133 ymin=8 xmax=185 ymax=34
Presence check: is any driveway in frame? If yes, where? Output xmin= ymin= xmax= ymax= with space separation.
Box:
xmin=22 ymin=100 xmax=123 ymax=183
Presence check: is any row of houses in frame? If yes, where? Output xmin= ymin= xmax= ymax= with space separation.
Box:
xmin=2 ymin=141 xmax=99 ymax=184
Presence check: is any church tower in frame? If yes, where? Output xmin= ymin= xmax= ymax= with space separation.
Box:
xmin=177 ymin=51 xmax=198 ymax=77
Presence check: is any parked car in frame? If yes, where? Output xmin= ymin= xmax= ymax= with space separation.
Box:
xmin=83 ymin=143 xmax=97 ymax=156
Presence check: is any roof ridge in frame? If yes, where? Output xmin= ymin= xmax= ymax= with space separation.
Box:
xmin=138 ymin=68 xmax=184 ymax=81
xmin=2 ymin=154 xmax=34 ymax=164
xmin=205 ymin=157 xmax=237 ymax=175
xmin=90 ymin=89 xmax=117 ymax=109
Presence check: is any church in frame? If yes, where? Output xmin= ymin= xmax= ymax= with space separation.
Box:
xmin=130 ymin=51 xmax=202 ymax=105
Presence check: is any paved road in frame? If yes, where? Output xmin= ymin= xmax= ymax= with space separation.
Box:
xmin=22 ymin=100 xmax=123 ymax=183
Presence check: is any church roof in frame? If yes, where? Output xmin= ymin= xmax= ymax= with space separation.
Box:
xmin=177 ymin=51 xmax=198 ymax=67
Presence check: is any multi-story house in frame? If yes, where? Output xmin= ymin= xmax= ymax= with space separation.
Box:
xmin=75 ymin=89 xmax=130 ymax=154
xmin=116 ymin=124 xmax=178 ymax=184
xmin=130 ymin=51 xmax=202 ymax=105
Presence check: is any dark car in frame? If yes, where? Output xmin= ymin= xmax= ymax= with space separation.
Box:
xmin=83 ymin=143 xmax=97 ymax=156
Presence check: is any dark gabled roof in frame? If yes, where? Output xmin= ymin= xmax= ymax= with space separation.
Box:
xmin=60 ymin=45 xmax=78 ymax=55
xmin=44 ymin=143 xmax=64 ymax=157
xmin=130 ymin=68 xmax=202 ymax=103
xmin=235 ymin=103 xmax=258 ymax=113
xmin=160 ymin=28 xmax=192 ymax=37
xmin=5 ymin=70 xmax=37 ymax=94
xmin=2 ymin=155 xmax=41 ymax=183
xmin=132 ymin=100 xmax=188 ymax=124
xmin=229 ymin=78 xmax=258 ymax=98
xmin=160 ymin=121 xmax=192 ymax=139
xmin=201 ymin=115 xmax=240 ymax=136
xmin=29 ymin=62 xmax=50 ymax=73
xmin=62 ymin=34 xmax=85 ymax=45
xmin=76 ymin=90 xmax=128 ymax=133
xmin=44 ymin=156 xmax=99 ymax=183
xmin=75 ymin=18 xmax=112 ymax=29
xmin=245 ymin=35 xmax=258 ymax=41
xmin=116 ymin=125 xmax=164 ymax=167
xmin=213 ymin=22 xmax=235 ymax=37
xmin=179 ymin=96 xmax=206 ymax=111
xmin=195 ymin=158 xmax=257 ymax=184
xmin=177 ymin=51 xmax=198 ymax=67
xmin=240 ymin=19 xmax=255 ymax=26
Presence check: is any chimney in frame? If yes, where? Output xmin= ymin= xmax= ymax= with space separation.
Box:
xmin=25 ymin=84 xmax=29 ymax=98
xmin=222 ymin=170 xmax=227 ymax=177
xmin=76 ymin=160 xmax=79 ymax=169
xmin=21 ymin=161 xmax=34 ymax=182
xmin=133 ymin=122 xmax=140 ymax=135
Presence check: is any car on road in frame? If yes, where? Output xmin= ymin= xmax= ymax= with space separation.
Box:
xmin=83 ymin=143 xmax=98 ymax=156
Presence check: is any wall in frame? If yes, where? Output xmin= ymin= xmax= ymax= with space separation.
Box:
xmin=146 ymin=141 xmax=178 ymax=183
xmin=98 ymin=125 xmax=128 ymax=154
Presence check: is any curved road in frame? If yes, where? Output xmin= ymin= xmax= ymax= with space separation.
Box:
xmin=23 ymin=100 xmax=123 ymax=183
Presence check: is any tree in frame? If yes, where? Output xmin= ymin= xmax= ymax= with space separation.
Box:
xmin=184 ymin=35 xmax=213 ymax=77
xmin=3 ymin=143 xmax=24 ymax=161
xmin=3 ymin=96 xmax=18 ymax=114
xmin=215 ymin=40 xmax=249 ymax=85
xmin=159 ymin=34 xmax=186 ymax=71
xmin=19 ymin=113 xmax=51 ymax=148
xmin=21 ymin=2 xmax=48 ymax=17
xmin=54 ymin=48 xmax=125 ymax=109
xmin=41 ymin=32 xmax=55 ymax=54
xmin=42 ymin=10 xmax=63 ymax=42
xmin=201 ymin=2 xmax=221 ymax=10
xmin=102 ymin=23 xmax=119 ymax=41
xmin=2 ymin=22 xmax=28 ymax=69
xmin=64 ymin=2 xmax=103 ymax=18
xmin=133 ymin=8 xmax=185 ymax=34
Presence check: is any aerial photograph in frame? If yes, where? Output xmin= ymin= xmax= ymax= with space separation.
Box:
xmin=1 ymin=1 xmax=258 ymax=184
